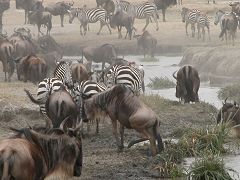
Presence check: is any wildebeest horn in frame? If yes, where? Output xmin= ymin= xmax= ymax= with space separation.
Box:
xmin=172 ymin=70 xmax=177 ymax=80
xmin=59 ymin=116 xmax=70 ymax=131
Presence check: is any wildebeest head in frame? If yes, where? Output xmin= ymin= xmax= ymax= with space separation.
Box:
xmin=214 ymin=10 xmax=225 ymax=25
xmin=217 ymin=98 xmax=238 ymax=123
xmin=68 ymin=8 xmax=80 ymax=24
xmin=37 ymin=35 xmax=63 ymax=55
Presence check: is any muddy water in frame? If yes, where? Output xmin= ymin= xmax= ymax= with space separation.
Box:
xmin=125 ymin=55 xmax=222 ymax=109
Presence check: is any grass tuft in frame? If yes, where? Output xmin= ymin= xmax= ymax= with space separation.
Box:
xmin=188 ymin=152 xmax=237 ymax=180
xmin=147 ymin=76 xmax=175 ymax=89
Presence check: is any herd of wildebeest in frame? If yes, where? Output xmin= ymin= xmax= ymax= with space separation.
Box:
xmin=0 ymin=0 xmax=240 ymax=179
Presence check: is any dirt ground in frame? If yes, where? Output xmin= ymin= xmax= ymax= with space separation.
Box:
xmin=0 ymin=0 xmax=234 ymax=179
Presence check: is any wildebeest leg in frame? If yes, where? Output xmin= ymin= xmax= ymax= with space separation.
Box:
xmin=102 ymin=62 xmax=105 ymax=71
xmin=111 ymin=119 xmax=121 ymax=151
xmin=97 ymin=21 xmax=104 ymax=35
xmin=24 ymin=10 xmax=28 ymax=24
xmin=95 ymin=118 xmax=99 ymax=134
xmin=117 ymin=26 xmax=122 ymax=39
xmin=207 ymin=26 xmax=210 ymax=41
xmin=142 ymin=16 xmax=150 ymax=32
xmin=60 ymin=14 xmax=64 ymax=27
xmin=0 ymin=13 xmax=2 ymax=34
xmin=191 ymin=24 xmax=195 ymax=37
xmin=119 ymin=124 xmax=124 ymax=149
xmin=202 ymin=28 xmax=205 ymax=41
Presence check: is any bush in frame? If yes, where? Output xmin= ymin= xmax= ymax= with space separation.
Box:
xmin=178 ymin=122 xmax=231 ymax=156
xmin=147 ymin=76 xmax=175 ymax=89
xmin=188 ymin=152 xmax=237 ymax=180
xmin=218 ymin=84 xmax=240 ymax=103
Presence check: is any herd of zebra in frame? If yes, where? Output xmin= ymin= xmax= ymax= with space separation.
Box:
xmin=26 ymin=58 xmax=145 ymax=124
xmin=181 ymin=1 xmax=240 ymax=44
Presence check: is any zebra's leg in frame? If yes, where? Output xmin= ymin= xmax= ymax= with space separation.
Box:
xmin=191 ymin=24 xmax=195 ymax=38
xmin=105 ymin=21 xmax=112 ymax=35
xmin=143 ymin=16 xmax=150 ymax=32
xmin=80 ymin=24 xmax=83 ymax=36
xmin=97 ymin=21 xmax=104 ymax=35
xmin=208 ymin=27 xmax=210 ymax=41
xmin=162 ymin=8 xmax=166 ymax=22
xmin=185 ymin=22 xmax=189 ymax=36
xmin=202 ymin=27 xmax=205 ymax=41
xmin=152 ymin=13 xmax=159 ymax=31
xmin=197 ymin=25 xmax=200 ymax=39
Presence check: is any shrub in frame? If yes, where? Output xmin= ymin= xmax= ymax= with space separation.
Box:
xmin=178 ymin=122 xmax=232 ymax=156
xmin=218 ymin=84 xmax=240 ymax=103
xmin=147 ymin=76 xmax=175 ymax=89
xmin=188 ymin=152 xmax=237 ymax=180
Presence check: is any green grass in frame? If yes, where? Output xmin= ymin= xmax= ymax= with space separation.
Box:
xmin=188 ymin=152 xmax=237 ymax=180
xmin=147 ymin=76 xmax=175 ymax=90
xmin=218 ymin=84 xmax=240 ymax=103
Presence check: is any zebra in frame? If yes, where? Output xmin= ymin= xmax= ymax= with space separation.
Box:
xmin=68 ymin=7 xmax=111 ymax=36
xmin=181 ymin=7 xmax=201 ymax=37
xmin=104 ymin=64 xmax=145 ymax=96
xmin=73 ymin=80 xmax=107 ymax=134
xmin=28 ymin=61 xmax=73 ymax=115
xmin=196 ymin=13 xmax=210 ymax=41
xmin=116 ymin=1 xmax=159 ymax=31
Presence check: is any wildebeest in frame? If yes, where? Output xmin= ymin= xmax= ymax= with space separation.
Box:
xmin=28 ymin=2 xmax=52 ymax=36
xmin=45 ymin=1 xmax=74 ymax=27
xmin=134 ymin=31 xmax=157 ymax=58
xmin=82 ymin=44 xmax=117 ymax=71
xmin=0 ymin=126 xmax=82 ymax=179
xmin=71 ymin=63 xmax=91 ymax=83
xmin=0 ymin=0 xmax=10 ymax=34
xmin=15 ymin=0 xmax=38 ymax=24
xmin=217 ymin=99 xmax=240 ymax=137
xmin=0 ymin=33 xmax=15 ymax=81
xmin=109 ymin=10 xmax=134 ymax=40
xmin=229 ymin=1 xmax=240 ymax=15
xmin=9 ymin=28 xmax=37 ymax=61
xmin=154 ymin=0 xmax=177 ymax=22
xmin=82 ymin=84 xmax=164 ymax=156
xmin=15 ymin=54 xmax=47 ymax=83
xmin=214 ymin=10 xmax=228 ymax=41
xmin=219 ymin=12 xmax=238 ymax=46
xmin=173 ymin=65 xmax=200 ymax=103
xmin=25 ymin=85 xmax=79 ymax=129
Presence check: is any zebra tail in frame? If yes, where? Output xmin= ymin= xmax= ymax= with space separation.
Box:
xmin=219 ymin=19 xmax=228 ymax=38
xmin=24 ymin=89 xmax=45 ymax=105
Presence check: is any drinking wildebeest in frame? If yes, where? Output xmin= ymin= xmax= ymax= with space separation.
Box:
xmin=0 ymin=0 xmax=10 ymax=34
xmin=219 ymin=12 xmax=238 ymax=46
xmin=0 ymin=33 xmax=15 ymax=82
xmin=28 ymin=2 xmax=52 ymax=36
xmin=82 ymin=84 xmax=164 ymax=156
xmin=134 ymin=31 xmax=157 ymax=58
xmin=109 ymin=10 xmax=134 ymax=40
xmin=173 ymin=65 xmax=200 ymax=103
xmin=82 ymin=44 xmax=117 ymax=71
xmin=217 ymin=99 xmax=240 ymax=137
xmin=0 ymin=125 xmax=82 ymax=179
xmin=154 ymin=0 xmax=177 ymax=22
xmin=14 ymin=54 xmax=47 ymax=83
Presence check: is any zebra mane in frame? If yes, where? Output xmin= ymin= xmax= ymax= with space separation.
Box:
xmin=54 ymin=61 xmax=67 ymax=76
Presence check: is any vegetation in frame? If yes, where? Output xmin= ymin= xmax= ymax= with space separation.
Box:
xmin=218 ymin=84 xmax=240 ymax=103
xmin=188 ymin=152 xmax=237 ymax=180
xmin=147 ymin=76 xmax=175 ymax=90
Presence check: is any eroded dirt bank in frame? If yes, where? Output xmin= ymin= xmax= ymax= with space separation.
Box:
xmin=180 ymin=47 xmax=240 ymax=85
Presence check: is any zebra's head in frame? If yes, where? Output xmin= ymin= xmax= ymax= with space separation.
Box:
xmin=54 ymin=61 xmax=74 ymax=89
xmin=214 ymin=10 xmax=225 ymax=25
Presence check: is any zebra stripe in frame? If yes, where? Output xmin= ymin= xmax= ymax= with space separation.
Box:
xmin=106 ymin=65 xmax=143 ymax=95
xmin=117 ymin=1 xmax=159 ymax=30
xmin=53 ymin=61 xmax=73 ymax=88
xmin=36 ymin=77 xmax=64 ymax=114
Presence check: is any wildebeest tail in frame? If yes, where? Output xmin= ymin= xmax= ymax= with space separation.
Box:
xmin=153 ymin=119 xmax=164 ymax=152
xmin=219 ymin=19 xmax=228 ymax=38
xmin=24 ymin=89 xmax=45 ymax=105
xmin=0 ymin=150 xmax=14 ymax=180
